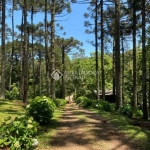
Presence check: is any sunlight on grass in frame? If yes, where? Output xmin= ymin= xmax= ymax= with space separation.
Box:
xmin=0 ymin=99 xmax=25 ymax=122
xmin=37 ymin=108 xmax=64 ymax=149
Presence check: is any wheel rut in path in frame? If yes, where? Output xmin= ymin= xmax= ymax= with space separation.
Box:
xmin=49 ymin=102 xmax=140 ymax=150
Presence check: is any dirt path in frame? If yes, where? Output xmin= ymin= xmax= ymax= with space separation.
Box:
xmin=48 ymin=102 xmax=141 ymax=150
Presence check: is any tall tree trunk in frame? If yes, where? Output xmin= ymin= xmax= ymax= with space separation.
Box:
xmin=115 ymin=0 xmax=122 ymax=110
xmin=1 ymin=0 xmax=5 ymax=99
xmin=101 ymin=0 xmax=105 ymax=101
xmin=132 ymin=0 xmax=137 ymax=108
xmin=113 ymin=38 xmax=116 ymax=101
xmin=9 ymin=0 xmax=14 ymax=92
xmin=51 ymin=0 xmax=56 ymax=99
xmin=45 ymin=0 xmax=50 ymax=97
xmin=142 ymin=0 xmax=148 ymax=120
xmin=31 ymin=4 xmax=35 ymax=97
xmin=95 ymin=0 xmax=99 ymax=99
xmin=39 ymin=49 xmax=42 ymax=96
xmin=22 ymin=0 xmax=28 ymax=103
xmin=62 ymin=46 xmax=65 ymax=99
xmin=121 ymin=33 xmax=124 ymax=104
xmin=20 ymin=11 xmax=23 ymax=100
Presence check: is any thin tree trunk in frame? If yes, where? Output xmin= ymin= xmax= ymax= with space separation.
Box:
xmin=62 ymin=46 xmax=65 ymax=99
xmin=9 ymin=0 xmax=14 ymax=92
xmin=133 ymin=0 xmax=137 ymax=108
xmin=51 ymin=0 xmax=56 ymax=99
xmin=20 ymin=11 xmax=23 ymax=100
xmin=115 ymin=0 xmax=122 ymax=110
xmin=22 ymin=0 xmax=28 ymax=103
xmin=113 ymin=38 xmax=116 ymax=101
xmin=142 ymin=0 xmax=148 ymax=120
xmin=101 ymin=0 xmax=105 ymax=101
xmin=45 ymin=0 xmax=50 ymax=97
xmin=39 ymin=49 xmax=42 ymax=96
xmin=95 ymin=0 xmax=99 ymax=99
xmin=31 ymin=4 xmax=35 ymax=97
xmin=1 ymin=0 xmax=5 ymax=99
xmin=121 ymin=34 xmax=124 ymax=104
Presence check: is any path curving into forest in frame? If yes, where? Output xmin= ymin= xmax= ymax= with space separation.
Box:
xmin=47 ymin=102 xmax=141 ymax=150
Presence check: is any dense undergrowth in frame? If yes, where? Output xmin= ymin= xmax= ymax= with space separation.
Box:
xmin=74 ymin=96 xmax=143 ymax=119
xmin=0 ymin=96 xmax=67 ymax=150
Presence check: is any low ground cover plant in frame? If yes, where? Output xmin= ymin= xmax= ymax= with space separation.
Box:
xmin=0 ymin=115 xmax=38 ymax=150
xmin=26 ymin=96 xmax=56 ymax=125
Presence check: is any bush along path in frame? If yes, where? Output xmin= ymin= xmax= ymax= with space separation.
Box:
xmin=42 ymin=102 xmax=142 ymax=150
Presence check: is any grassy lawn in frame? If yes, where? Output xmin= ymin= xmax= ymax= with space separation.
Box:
xmin=0 ymin=99 xmax=25 ymax=122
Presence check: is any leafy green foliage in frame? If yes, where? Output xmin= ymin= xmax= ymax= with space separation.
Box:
xmin=133 ymin=108 xmax=143 ymax=118
xmin=53 ymin=98 xmax=67 ymax=108
xmin=26 ymin=96 xmax=56 ymax=125
xmin=119 ymin=104 xmax=133 ymax=118
xmin=75 ymin=96 xmax=93 ymax=108
xmin=5 ymin=86 xmax=19 ymax=100
xmin=95 ymin=100 xmax=115 ymax=112
xmin=0 ymin=116 xmax=38 ymax=150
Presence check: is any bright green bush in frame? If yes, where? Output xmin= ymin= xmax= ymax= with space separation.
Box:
xmin=119 ymin=104 xmax=133 ymax=118
xmin=96 ymin=100 xmax=115 ymax=112
xmin=5 ymin=86 xmax=19 ymax=100
xmin=53 ymin=98 xmax=67 ymax=108
xmin=26 ymin=96 xmax=56 ymax=125
xmin=0 ymin=115 xmax=38 ymax=150
xmin=75 ymin=96 xmax=93 ymax=108
xmin=75 ymin=96 xmax=87 ymax=104
xmin=133 ymin=108 xmax=143 ymax=118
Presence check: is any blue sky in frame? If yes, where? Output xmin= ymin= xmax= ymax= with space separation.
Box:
xmin=6 ymin=3 xmax=95 ymax=57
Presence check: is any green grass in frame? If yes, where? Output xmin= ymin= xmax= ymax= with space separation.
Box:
xmin=0 ymin=99 xmax=25 ymax=122
xmin=36 ymin=108 xmax=64 ymax=149
xmin=89 ymin=107 xmax=150 ymax=150
xmin=0 ymin=99 xmax=65 ymax=150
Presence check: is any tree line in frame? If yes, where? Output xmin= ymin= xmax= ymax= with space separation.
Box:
xmin=0 ymin=0 xmax=150 ymax=120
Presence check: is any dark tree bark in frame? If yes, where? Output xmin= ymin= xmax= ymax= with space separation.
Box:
xmin=51 ymin=0 xmax=56 ymax=99
xmin=45 ymin=0 xmax=50 ymax=97
xmin=142 ymin=0 xmax=148 ymax=120
xmin=62 ymin=46 xmax=65 ymax=99
xmin=115 ymin=0 xmax=122 ymax=110
xmin=22 ymin=0 xmax=28 ymax=103
xmin=95 ymin=0 xmax=99 ymax=99
xmin=1 ymin=0 xmax=5 ymax=99
xmin=101 ymin=0 xmax=105 ymax=101
xmin=132 ymin=0 xmax=137 ymax=108
xmin=31 ymin=3 xmax=36 ymax=97
xmin=9 ymin=0 xmax=14 ymax=92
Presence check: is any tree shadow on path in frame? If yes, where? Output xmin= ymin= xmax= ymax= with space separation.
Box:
xmin=48 ymin=102 xmax=146 ymax=150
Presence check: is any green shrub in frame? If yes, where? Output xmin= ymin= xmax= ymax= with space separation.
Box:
xmin=119 ymin=104 xmax=133 ymax=118
xmin=75 ymin=96 xmax=93 ymax=108
xmin=79 ymin=98 xmax=93 ymax=108
xmin=26 ymin=96 xmax=56 ymax=125
xmin=53 ymin=98 xmax=67 ymax=108
xmin=5 ymin=86 xmax=19 ymax=100
xmin=75 ymin=96 xmax=87 ymax=104
xmin=0 ymin=115 xmax=38 ymax=150
xmin=96 ymin=100 xmax=115 ymax=112
xmin=133 ymin=108 xmax=143 ymax=118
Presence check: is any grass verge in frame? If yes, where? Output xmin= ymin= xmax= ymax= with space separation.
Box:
xmin=89 ymin=107 xmax=150 ymax=150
